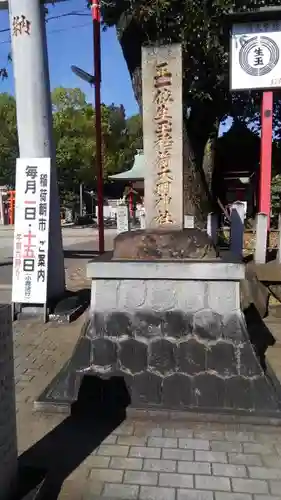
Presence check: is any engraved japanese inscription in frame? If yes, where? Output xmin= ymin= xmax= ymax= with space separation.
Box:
xmin=142 ymin=45 xmax=183 ymax=229
xmin=153 ymin=62 xmax=174 ymax=224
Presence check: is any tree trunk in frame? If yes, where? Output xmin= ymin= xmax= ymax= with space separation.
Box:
xmin=182 ymin=107 xmax=218 ymax=227
xmin=182 ymin=123 xmax=211 ymax=227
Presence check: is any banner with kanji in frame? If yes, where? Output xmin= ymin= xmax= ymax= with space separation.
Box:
xmin=12 ymin=158 xmax=51 ymax=304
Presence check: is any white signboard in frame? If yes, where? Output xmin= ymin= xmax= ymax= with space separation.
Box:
xmin=117 ymin=203 xmax=129 ymax=234
xmin=140 ymin=208 xmax=146 ymax=229
xmin=230 ymin=21 xmax=281 ymax=90
xmin=12 ymin=158 xmax=51 ymax=304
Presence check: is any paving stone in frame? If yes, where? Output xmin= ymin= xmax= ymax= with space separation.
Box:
xmin=178 ymin=438 xmax=210 ymax=451
xmin=103 ymin=435 xmax=117 ymax=445
xmin=65 ymin=466 xmax=91 ymax=482
xmin=254 ymin=496 xmax=281 ymax=500
xmin=89 ymin=468 xmax=123 ymax=483
xmin=232 ymin=478 xmax=269 ymax=494
xmin=195 ymin=451 xmax=227 ymax=463
xmin=97 ymin=445 xmax=129 ymax=457
xmin=211 ymin=441 xmax=242 ymax=452
xmin=224 ymin=431 xmax=255 ymax=442
xmin=124 ymin=470 xmax=158 ymax=486
xmin=215 ymin=494 xmax=252 ymax=500
xmin=178 ymin=461 xmax=211 ymax=475
xmin=117 ymin=435 xmax=148 ymax=446
xmin=113 ymin=424 xmax=135 ymax=436
xmin=262 ymin=455 xmax=281 ymax=468
xmin=248 ymin=467 xmax=281 ymax=480
xmin=134 ymin=426 xmax=163 ymax=438
xmin=275 ymin=446 xmax=281 ymax=456
xmin=140 ymin=485 xmax=175 ymax=500
xmin=178 ymin=490 xmax=214 ymax=500
xmin=196 ymin=475 xmax=231 ymax=491
xmin=102 ymin=483 xmax=139 ymax=499
xmin=84 ymin=456 xmax=110 ymax=468
xmin=13 ymin=281 xmax=281 ymax=500
xmin=243 ymin=443 xmax=274 ymax=455
xmin=148 ymin=437 xmax=178 ymax=448
xmin=129 ymin=446 xmax=161 ymax=459
xmin=82 ymin=480 xmax=104 ymax=499
xmin=270 ymin=481 xmax=281 ymax=495
xmin=213 ymin=463 xmax=247 ymax=478
xmin=110 ymin=457 xmax=143 ymax=470
xmin=228 ymin=453 xmax=263 ymax=466
xmin=162 ymin=449 xmax=194 ymax=461
xmin=194 ymin=430 xmax=225 ymax=441
xmin=60 ymin=478 xmax=86 ymax=500
xmin=164 ymin=428 xmax=194 ymax=438
xmin=159 ymin=473 xmax=193 ymax=488
xmin=143 ymin=459 xmax=176 ymax=472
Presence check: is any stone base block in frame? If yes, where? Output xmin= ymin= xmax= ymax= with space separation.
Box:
xmin=36 ymin=261 xmax=281 ymax=417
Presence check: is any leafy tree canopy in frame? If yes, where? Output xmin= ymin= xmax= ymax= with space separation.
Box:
xmin=0 ymin=88 xmax=142 ymax=208
xmin=0 ymin=93 xmax=18 ymax=187
xmin=101 ymin=0 xmax=281 ymax=123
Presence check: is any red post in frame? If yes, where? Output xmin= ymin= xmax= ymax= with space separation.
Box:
xmin=129 ymin=183 xmax=133 ymax=217
xmin=91 ymin=0 xmax=104 ymax=253
xmin=259 ymin=91 xmax=273 ymax=228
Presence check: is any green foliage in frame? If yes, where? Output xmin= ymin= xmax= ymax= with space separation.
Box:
xmin=271 ymin=174 xmax=281 ymax=224
xmin=0 ymin=88 xmax=142 ymax=207
xmin=101 ymin=0 xmax=281 ymax=122
xmin=0 ymin=93 xmax=18 ymax=187
xmin=52 ymin=87 xmax=142 ymax=204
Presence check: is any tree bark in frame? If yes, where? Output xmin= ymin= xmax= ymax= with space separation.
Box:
xmin=182 ymin=106 xmax=218 ymax=226
xmin=182 ymin=123 xmax=211 ymax=227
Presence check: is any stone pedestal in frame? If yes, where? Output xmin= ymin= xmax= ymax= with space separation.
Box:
xmin=36 ymin=260 xmax=281 ymax=416
xmin=0 ymin=305 xmax=17 ymax=499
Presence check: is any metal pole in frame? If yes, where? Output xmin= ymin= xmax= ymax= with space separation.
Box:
xmin=259 ymin=91 xmax=273 ymax=229
xmin=91 ymin=0 xmax=104 ymax=253
xmin=8 ymin=0 xmax=65 ymax=297
xmin=79 ymin=183 xmax=83 ymax=216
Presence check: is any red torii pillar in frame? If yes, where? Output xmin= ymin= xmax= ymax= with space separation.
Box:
xmin=259 ymin=91 xmax=273 ymax=228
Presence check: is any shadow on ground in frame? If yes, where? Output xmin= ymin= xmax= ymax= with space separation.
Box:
xmin=244 ymin=303 xmax=276 ymax=371
xmin=51 ymin=288 xmax=91 ymax=313
xmin=15 ymin=376 xmax=131 ymax=500
xmin=64 ymin=250 xmax=100 ymax=260
xmin=0 ymin=259 xmax=12 ymax=267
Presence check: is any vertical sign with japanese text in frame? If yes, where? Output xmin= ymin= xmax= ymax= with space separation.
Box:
xmin=12 ymin=158 xmax=51 ymax=304
xmin=142 ymin=45 xmax=183 ymax=230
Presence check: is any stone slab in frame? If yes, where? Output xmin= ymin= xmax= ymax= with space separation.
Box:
xmin=90 ymin=279 xmax=240 ymax=314
xmin=113 ymin=229 xmax=217 ymax=260
xmin=87 ymin=261 xmax=245 ymax=281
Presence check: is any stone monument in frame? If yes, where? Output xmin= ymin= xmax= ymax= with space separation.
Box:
xmin=142 ymin=45 xmax=183 ymax=230
xmin=36 ymin=44 xmax=281 ymax=418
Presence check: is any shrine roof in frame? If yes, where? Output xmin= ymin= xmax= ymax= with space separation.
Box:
xmin=109 ymin=150 xmax=145 ymax=181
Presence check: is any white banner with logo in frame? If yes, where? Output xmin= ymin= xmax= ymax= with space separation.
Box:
xmin=12 ymin=158 xmax=51 ymax=304
xmin=230 ymin=21 xmax=281 ymax=91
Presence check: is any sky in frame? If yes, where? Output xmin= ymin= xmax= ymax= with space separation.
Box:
xmin=0 ymin=0 xmax=139 ymax=117
xmin=0 ymin=0 xmax=231 ymax=132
